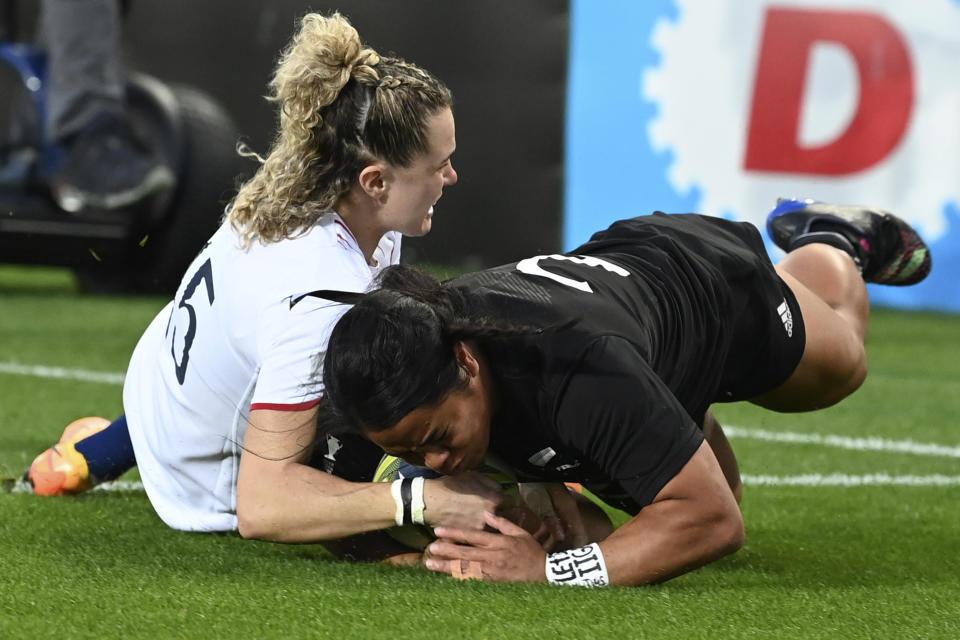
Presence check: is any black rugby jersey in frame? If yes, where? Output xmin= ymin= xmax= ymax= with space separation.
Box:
xmin=446 ymin=213 xmax=800 ymax=513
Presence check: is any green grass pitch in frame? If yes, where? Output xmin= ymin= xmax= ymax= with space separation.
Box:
xmin=1 ymin=266 xmax=958 ymax=639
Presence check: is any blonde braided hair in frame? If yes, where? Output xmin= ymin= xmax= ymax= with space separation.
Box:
xmin=227 ymin=12 xmax=452 ymax=247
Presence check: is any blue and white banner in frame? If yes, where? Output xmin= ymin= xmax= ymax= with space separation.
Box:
xmin=566 ymin=0 xmax=960 ymax=311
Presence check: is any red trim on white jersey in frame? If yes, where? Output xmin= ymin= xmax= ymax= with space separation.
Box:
xmin=334 ymin=218 xmax=366 ymax=259
xmin=334 ymin=220 xmax=357 ymax=244
xmin=250 ymin=398 xmax=322 ymax=412
xmin=333 ymin=218 xmax=354 ymax=238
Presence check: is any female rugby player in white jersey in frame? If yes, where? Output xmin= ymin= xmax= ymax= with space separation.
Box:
xmin=27 ymin=13 xmax=510 ymax=553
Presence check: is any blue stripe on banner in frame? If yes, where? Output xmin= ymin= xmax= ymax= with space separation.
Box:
xmin=565 ymin=0 xmax=697 ymax=250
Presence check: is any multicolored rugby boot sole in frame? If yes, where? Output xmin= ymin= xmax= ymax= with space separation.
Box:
xmin=25 ymin=416 xmax=110 ymax=495
xmin=766 ymin=198 xmax=932 ymax=286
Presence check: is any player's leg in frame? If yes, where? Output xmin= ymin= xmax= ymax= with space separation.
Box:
xmin=753 ymin=244 xmax=870 ymax=411
xmin=753 ymin=200 xmax=930 ymax=412
xmin=702 ymin=410 xmax=742 ymax=504
xmin=27 ymin=414 xmax=136 ymax=495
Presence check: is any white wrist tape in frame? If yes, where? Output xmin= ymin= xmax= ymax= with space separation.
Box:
xmin=545 ymin=543 xmax=610 ymax=587
xmin=390 ymin=478 xmax=404 ymax=526
xmin=410 ymin=476 xmax=426 ymax=525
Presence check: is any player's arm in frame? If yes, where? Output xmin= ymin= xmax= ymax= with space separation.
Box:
xmin=236 ymin=408 xmax=505 ymax=543
xmin=592 ymin=439 xmax=743 ymax=584
xmin=424 ymin=440 xmax=743 ymax=585
xmin=425 ymin=440 xmax=742 ymax=586
xmin=702 ymin=408 xmax=742 ymax=503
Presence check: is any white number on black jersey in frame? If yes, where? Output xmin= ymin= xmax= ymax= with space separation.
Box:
xmin=515 ymin=254 xmax=629 ymax=292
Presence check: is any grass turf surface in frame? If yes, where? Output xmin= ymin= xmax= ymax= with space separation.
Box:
xmin=1 ymin=266 xmax=958 ymax=639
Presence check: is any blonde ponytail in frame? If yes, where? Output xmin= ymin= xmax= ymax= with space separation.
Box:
xmin=228 ymin=13 xmax=451 ymax=247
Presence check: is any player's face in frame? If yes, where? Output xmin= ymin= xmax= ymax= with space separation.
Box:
xmin=366 ymin=385 xmax=491 ymax=476
xmin=380 ymin=107 xmax=458 ymax=237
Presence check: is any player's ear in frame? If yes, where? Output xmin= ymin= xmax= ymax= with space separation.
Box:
xmin=454 ymin=341 xmax=480 ymax=379
xmin=358 ymin=162 xmax=388 ymax=200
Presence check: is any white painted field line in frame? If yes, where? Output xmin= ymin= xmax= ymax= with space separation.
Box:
xmin=725 ymin=426 xmax=960 ymax=458
xmin=0 ymin=361 xmax=124 ymax=386
xmin=90 ymin=480 xmax=144 ymax=491
xmin=10 ymin=479 xmax=145 ymax=494
xmin=742 ymin=474 xmax=960 ymax=487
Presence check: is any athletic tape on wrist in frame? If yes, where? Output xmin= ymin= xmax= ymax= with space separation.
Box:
xmin=400 ymin=477 xmax=413 ymax=526
xmin=411 ymin=476 xmax=426 ymax=525
xmin=390 ymin=479 xmax=404 ymax=526
xmin=545 ymin=543 xmax=610 ymax=587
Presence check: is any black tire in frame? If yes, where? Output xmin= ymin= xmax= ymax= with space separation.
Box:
xmin=130 ymin=83 xmax=248 ymax=293
xmin=75 ymin=77 xmax=253 ymax=294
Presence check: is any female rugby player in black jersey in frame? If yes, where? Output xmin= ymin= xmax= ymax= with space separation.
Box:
xmin=313 ymin=200 xmax=930 ymax=587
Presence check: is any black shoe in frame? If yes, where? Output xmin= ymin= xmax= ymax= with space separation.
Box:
xmin=48 ymin=115 xmax=175 ymax=213
xmin=766 ymin=198 xmax=931 ymax=286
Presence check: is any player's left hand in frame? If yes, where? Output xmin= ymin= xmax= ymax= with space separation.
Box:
xmin=424 ymin=511 xmax=547 ymax=582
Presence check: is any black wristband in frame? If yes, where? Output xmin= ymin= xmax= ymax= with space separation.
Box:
xmin=400 ymin=477 xmax=413 ymax=526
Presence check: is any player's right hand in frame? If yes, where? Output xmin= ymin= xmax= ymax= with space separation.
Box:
xmin=422 ymin=472 xmax=505 ymax=530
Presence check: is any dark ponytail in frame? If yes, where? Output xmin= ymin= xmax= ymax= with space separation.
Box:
xmin=320 ymin=264 xmax=574 ymax=434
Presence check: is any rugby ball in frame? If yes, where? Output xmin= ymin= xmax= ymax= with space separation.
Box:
xmin=372 ymin=453 xmax=519 ymax=550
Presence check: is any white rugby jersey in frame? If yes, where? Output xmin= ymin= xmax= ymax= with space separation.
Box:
xmin=123 ymin=213 xmax=399 ymax=531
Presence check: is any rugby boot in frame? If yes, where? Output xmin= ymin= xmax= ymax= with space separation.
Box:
xmin=25 ymin=416 xmax=110 ymax=495
xmin=767 ymin=198 xmax=931 ymax=286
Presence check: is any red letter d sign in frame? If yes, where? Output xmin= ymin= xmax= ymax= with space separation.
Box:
xmin=744 ymin=8 xmax=913 ymax=176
